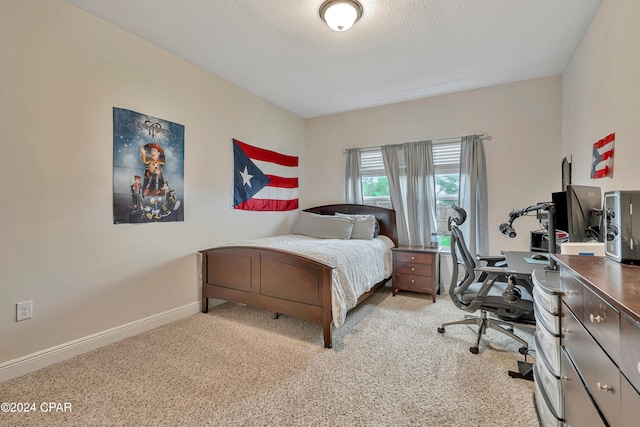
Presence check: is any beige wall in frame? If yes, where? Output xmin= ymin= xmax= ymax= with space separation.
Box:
xmin=305 ymin=76 xmax=563 ymax=255
xmin=0 ymin=0 xmax=304 ymax=364
xmin=562 ymin=0 xmax=639 ymax=194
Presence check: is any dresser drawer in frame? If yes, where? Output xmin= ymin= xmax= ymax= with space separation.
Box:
xmin=583 ymin=286 xmax=620 ymax=366
xmin=394 ymin=251 xmax=433 ymax=265
xmin=621 ymin=374 xmax=640 ymax=427
xmin=562 ymin=307 xmax=620 ymax=426
xmin=394 ymin=262 xmax=432 ymax=276
xmin=561 ymin=348 xmax=606 ymax=427
xmin=620 ymin=313 xmax=640 ymax=392
xmin=560 ymin=267 xmax=584 ymax=319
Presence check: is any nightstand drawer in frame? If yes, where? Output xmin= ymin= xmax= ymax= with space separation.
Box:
xmin=395 ymin=273 xmax=433 ymax=289
xmin=395 ymin=262 xmax=432 ymax=276
xmin=394 ymin=251 xmax=433 ymax=265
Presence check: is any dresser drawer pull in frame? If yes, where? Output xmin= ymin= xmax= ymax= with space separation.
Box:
xmin=596 ymin=382 xmax=613 ymax=392
xmin=411 ymin=256 xmax=415 ymax=260
xmin=561 ymin=375 xmax=569 ymax=381
xmin=411 ymin=267 xmax=415 ymax=271
xmin=411 ymin=279 xmax=415 ymax=283
xmin=562 ymin=327 xmax=571 ymax=334
xmin=637 ymin=362 xmax=640 ymax=375
xmin=589 ymin=314 xmax=603 ymax=323
xmin=565 ymin=290 xmax=577 ymax=295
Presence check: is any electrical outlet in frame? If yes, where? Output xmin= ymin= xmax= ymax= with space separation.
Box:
xmin=16 ymin=300 xmax=32 ymax=321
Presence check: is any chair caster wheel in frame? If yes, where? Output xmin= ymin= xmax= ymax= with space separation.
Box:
xmin=518 ymin=347 xmax=528 ymax=355
xmin=470 ymin=346 xmax=479 ymax=354
xmin=437 ymin=327 xmax=445 ymax=334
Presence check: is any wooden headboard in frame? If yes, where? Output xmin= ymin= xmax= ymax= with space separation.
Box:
xmin=303 ymin=204 xmax=398 ymax=247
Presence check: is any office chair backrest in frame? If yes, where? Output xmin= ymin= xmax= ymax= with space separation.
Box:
xmin=449 ymin=222 xmax=476 ymax=297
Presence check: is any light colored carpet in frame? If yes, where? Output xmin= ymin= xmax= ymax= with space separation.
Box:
xmin=0 ymin=285 xmax=538 ymax=426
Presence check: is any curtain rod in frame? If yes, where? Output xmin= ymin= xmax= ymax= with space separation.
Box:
xmin=343 ymin=133 xmax=491 ymax=153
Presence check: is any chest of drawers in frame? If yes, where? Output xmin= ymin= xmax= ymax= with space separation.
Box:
xmin=536 ymin=255 xmax=640 ymax=427
xmin=391 ymin=246 xmax=439 ymax=302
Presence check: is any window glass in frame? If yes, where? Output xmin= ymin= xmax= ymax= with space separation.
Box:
xmin=360 ymin=148 xmax=391 ymax=208
xmin=434 ymin=142 xmax=461 ymax=248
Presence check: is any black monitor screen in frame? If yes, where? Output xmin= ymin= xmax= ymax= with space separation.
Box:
xmin=552 ymin=191 xmax=568 ymax=233
xmin=566 ymin=185 xmax=603 ymax=242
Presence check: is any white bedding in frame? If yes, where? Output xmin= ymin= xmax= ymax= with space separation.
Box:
xmin=221 ymin=234 xmax=394 ymax=327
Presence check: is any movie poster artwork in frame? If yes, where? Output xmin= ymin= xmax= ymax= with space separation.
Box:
xmin=113 ymin=107 xmax=184 ymax=224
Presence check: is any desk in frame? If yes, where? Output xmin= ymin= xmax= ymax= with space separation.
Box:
xmin=502 ymin=250 xmax=550 ymax=284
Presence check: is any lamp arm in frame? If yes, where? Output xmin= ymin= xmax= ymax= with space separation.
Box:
xmin=504 ymin=202 xmax=558 ymax=271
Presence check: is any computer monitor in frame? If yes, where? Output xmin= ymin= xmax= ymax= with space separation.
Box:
xmin=566 ymin=185 xmax=603 ymax=242
xmin=552 ymin=191 xmax=568 ymax=233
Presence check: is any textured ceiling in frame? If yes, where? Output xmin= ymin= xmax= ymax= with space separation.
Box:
xmin=63 ymin=0 xmax=602 ymax=118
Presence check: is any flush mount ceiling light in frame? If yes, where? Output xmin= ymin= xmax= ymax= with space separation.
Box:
xmin=319 ymin=0 xmax=363 ymax=32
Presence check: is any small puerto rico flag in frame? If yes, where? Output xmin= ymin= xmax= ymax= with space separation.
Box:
xmin=232 ymin=139 xmax=299 ymax=211
xmin=591 ymin=133 xmax=615 ymax=179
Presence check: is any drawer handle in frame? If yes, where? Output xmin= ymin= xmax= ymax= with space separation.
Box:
xmin=637 ymin=362 xmax=640 ymax=375
xmin=565 ymin=290 xmax=577 ymax=295
xmin=589 ymin=314 xmax=603 ymax=323
xmin=411 ymin=267 xmax=415 ymax=271
xmin=411 ymin=279 xmax=415 ymax=283
xmin=561 ymin=375 xmax=569 ymax=381
xmin=411 ymin=256 xmax=415 ymax=260
xmin=597 ymin=382 xmax=613 ymax=392
xmin=562 ymin=327 xmax=571 ymax=334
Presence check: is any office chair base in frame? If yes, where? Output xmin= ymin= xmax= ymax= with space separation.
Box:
xmin=437 ymin=310 xmax=529 ymax=354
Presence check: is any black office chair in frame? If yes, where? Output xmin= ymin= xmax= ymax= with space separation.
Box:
xmin=437 ymin=205 xmax=534 ymax=354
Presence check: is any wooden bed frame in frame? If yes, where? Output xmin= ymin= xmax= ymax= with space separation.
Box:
xmin=200 ymin=204 xmax=398 ymax=348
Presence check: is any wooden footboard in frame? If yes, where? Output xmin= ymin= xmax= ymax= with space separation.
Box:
xmin=200 ymin=246 xmax=337 ymax=347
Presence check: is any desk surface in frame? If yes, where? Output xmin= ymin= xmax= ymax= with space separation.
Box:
xmin=503 ymin=251 xmax=550 ymax=276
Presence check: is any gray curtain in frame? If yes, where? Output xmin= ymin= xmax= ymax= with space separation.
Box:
xmin=345 ymin=148 xmax=363 ymax=204
xmin=382 ymin=140 xmax=437 ymax=246
xmin=459 ymin=135 xmax=489 ymax=257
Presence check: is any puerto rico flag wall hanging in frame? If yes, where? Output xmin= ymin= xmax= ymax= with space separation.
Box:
xmin=232 ymin=138 xmax=299 ymax=211
xmin=591 ymin=132 xmax=615 ymax=179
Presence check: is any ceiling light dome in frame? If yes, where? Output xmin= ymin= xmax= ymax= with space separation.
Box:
xmin=320 ymin=0 xmax=363 ymax=32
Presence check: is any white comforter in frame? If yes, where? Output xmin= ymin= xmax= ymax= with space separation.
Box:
xmin=221 ymin=235 xmax=394 ymax=327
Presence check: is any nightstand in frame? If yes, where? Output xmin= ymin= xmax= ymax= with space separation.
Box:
xmin=391 ymin=246 xmax=439 ymax=302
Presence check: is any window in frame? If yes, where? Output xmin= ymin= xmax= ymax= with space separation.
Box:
xmin=358 ymin=141 xmax=461 ymax=247
xmin=433 ymin=141 xmax=461 ymax=247
xmin=360 ymin=148 xmax=392 ymax=208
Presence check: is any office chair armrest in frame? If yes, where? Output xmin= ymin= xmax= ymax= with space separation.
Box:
xmin=473 ymin=266 xmax=506 ymax=274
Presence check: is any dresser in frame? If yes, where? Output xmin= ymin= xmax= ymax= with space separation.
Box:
xmin=391 ymin=246 xmax=439 ymax=302
xmin=534 ymin=255 xmax=640 ymax=426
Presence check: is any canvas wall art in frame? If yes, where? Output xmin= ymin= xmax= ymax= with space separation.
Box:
xmin=113 ymin=107 xmax=185 ymax=224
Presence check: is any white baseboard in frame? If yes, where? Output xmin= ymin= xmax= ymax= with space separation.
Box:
xmin=0 ymin=302 xmax=201 ymax=383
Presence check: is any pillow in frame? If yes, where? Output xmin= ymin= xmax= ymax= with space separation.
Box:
xmin=310 ymin=216 xmax=355 ymax=239
xmin=335 ymin=213 xmax=378 ymax=240
xmin=292 ymin=211 xmax=322 ymax=236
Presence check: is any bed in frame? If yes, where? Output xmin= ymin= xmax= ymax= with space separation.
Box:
xmin=199 ymin=204 xmax=398 ymax=348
